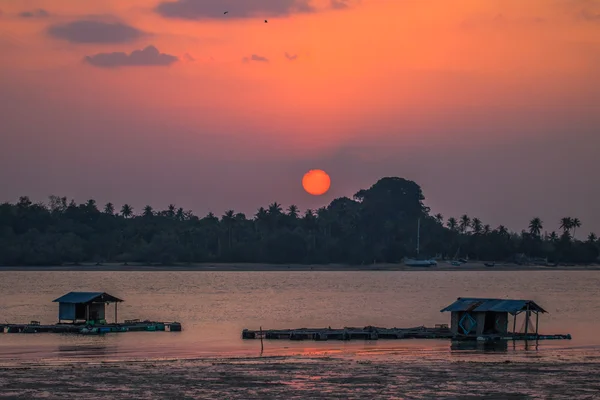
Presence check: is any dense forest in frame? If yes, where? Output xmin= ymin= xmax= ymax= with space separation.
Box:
xmin=0 ymin=177 xmax=598 ymax=266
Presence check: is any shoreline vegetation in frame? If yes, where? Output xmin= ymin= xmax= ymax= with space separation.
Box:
xmin=0 ymin=262 xmax=599 ymax=272
xmin=1 ymin=177 xmax=598 ymax=267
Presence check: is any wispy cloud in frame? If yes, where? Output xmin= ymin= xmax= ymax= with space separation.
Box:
xmin=460 ymin=13 xmax=547 ymax=30
xmin=579 ymin=9 xmax=600 ymax=21
xmin=243 ymin=54 xmax=269 ymax=63
xmin=48 ymin=20 xmax=145 ymax=44
xmin=19 ymin=9 xmax=50 ymax=18
xmin=330 ymin=0 xmax=349 ymax=10
xmin=155 ymin=0 xmax=314 ymax=20
xmin=84 ymin=45 xmax=178 ymax=68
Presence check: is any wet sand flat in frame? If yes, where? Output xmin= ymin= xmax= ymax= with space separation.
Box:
xmin=1 ymin=356 xmax=599 ymax=399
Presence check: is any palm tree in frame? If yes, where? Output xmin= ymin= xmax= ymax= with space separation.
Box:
xmin=204 ymin=211 xmax=218 ymax=222
xmin=482 ymin=224 xmax=492 ymax=235
xmin=167 ymin=204 xmax=176 ymax=218
xmin=560 ymin=217 xmax=573 ymax=235
xmin=121 ymin=204 xmax=133 ymax=218
xmin=255 ymin=207 xmax=268 ymax=221
xmin=446 ymin=217 xmax=458 ymax=232
xmin=434 ymin=213 xmax=444 ymax=225
xmin=17 ymin=196 xmax=32 ymax=209
xmin=254 ymin=207 xmax=269 ymax=238
xmin=268 ymin=202 xmax=282 ymax=215
xmin=85 ymin=199 xmax=98 ymax=212
xmin=560 ymin=230 xmax=572 ymax=241
xmin=496 ymin=225 xmax=509 ymax=237
xmin=48 ymin=195 xmax=67 ymax=213
xmin=103 ymin=202 xmax=115 ymax=215
xmin=176 ymin=207 xmax=185 ymax=221
xmin=299 ymin=209 xmax=317 ymax=250
xmin=267 ymin=202 xmax=283 ymax=231
xmin=572 ymin=218 xmax=581 ymax=239
xmin=235 ymin=212 xmax=247 ymax=221
xmin=588 ymin=232 xmax=597 ymax=243
xmin=459 ymin=214 xmax=471 ymax=234
xmin=303 ymin=209 xmax=317 ymax=229
xmin=287 ymin=204 xmax=299 ymax=219
xmin=142 ymin=205 xmax=154 ymax=217
xmin=549 ymin=231 xmax=558 ymax=242
xmin=471 ymin=218 xmax=483 ymax=235
xmin=316 ymin=207 xmax=331 ymax=237
xmin=222 ymin=210 xmax=235 ymax=249
xmin=528 ymin=217 xmax=543 ymax=238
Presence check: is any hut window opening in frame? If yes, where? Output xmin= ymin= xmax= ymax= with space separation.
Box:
xmin=74 ymin=304 xmax=87 ymax=320
xmin=458 ymin=313 xmax=477 ymax=335
xmin=484 ymin=312 xmax=500 ymax=334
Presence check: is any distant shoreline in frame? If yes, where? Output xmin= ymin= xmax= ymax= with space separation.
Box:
xmin=0 ymin=262 xmax=599 ymax=272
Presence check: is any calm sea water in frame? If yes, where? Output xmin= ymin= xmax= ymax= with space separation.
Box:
xmin=1 ymin=271 xmax=599 ymax=365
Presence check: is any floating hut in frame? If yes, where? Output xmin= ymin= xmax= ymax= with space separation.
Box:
xmin=242 ymin=297 xmax=571 ymax=342
xmin=440 ymin=297 xmax=546 ymax=338
xmin=2 ymin=291 xmax=181 ymax=334
xmin=53 ymin=292 xmax=123 ymax=324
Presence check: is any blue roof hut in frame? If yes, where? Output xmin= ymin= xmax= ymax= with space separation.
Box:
xmin=440 ymin=297 xmax=547 ymax=337
xmin=53 ymin=292 xmax=123 ymax=324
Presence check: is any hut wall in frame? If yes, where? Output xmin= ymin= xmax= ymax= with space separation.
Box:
xmin=450 ymin=311 xmax=510 ymax=336
xmin=450 ymin=312 xmax=461 ymax=335
xmin=478 ymin=312 xmax=509 ymax=335
xmin=476 ymin=312 xmax=486 ymax=335
xmin=58 ymin=303 xmax=76 ymax=321
xmin=60 ymin=303 xmax=107 ymax=321
xmin=451 ymin=311 xmax=479 ymax=335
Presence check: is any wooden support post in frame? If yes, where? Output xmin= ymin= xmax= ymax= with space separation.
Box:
xmin=115 ymin=302 xmax=118 ymax=324
xmin=524 ymin=304 xmax=530 ymax=337
xmin=86 ymin=304 xmax=90 ymax=322
xmin=535 ymin=310 xmax=540 ymax=348
xmin=513 ymin=312 xmax=517 ymax=336
xmin=260 ymin=326 xmax=264 ymax=356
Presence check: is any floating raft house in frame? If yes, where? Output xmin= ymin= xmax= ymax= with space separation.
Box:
xmin=242 ymin=297 xmax=571 ymax=342
xmin=1 ymin=291 xmax=181 ymax=334
xmin=54 ymin=291 xmax=123 ymax=324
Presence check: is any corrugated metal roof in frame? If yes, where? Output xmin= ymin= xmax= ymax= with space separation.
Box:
xmin=52 ymin=292 xmax=123 ymax=304
xmin=440 ymin=297 xmax=547 ymax=314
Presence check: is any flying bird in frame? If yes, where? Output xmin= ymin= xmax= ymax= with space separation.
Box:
xmin=224 ymin=11 xmax=228 ymax=14
xmin=264 ymin=19 xmax=268 ymax=23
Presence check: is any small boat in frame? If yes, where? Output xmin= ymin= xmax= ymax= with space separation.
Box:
xmin=404 ymin=259 xmax=437 ymax=267
xmin=484 ymin=262 xmax=495 ymax=267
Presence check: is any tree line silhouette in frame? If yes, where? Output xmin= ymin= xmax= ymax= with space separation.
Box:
xmin=0 ymin=177 xmax=598 ymax=266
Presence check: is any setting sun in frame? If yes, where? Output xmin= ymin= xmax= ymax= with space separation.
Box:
xmin=302 ymin=169 xmax=331 ymax=196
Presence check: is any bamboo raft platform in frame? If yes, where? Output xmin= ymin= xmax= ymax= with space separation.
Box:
xmin=0 ymin=320 xmax=182 ymax=335
xmin=242 ymin=325 xmax=455 ymax=341
xmin=241 ymin=325 xmax=571 ymax=342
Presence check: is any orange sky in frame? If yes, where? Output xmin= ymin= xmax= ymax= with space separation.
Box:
xmin=1 ymin=0 xmax=599 ymax=234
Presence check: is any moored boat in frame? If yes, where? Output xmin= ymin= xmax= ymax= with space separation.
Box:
xmin=404 ymin=258 xmax=437 ymax=267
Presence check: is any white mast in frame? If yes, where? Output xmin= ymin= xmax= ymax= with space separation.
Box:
xmin=416 ymin=217 xmax=420 ymax=257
